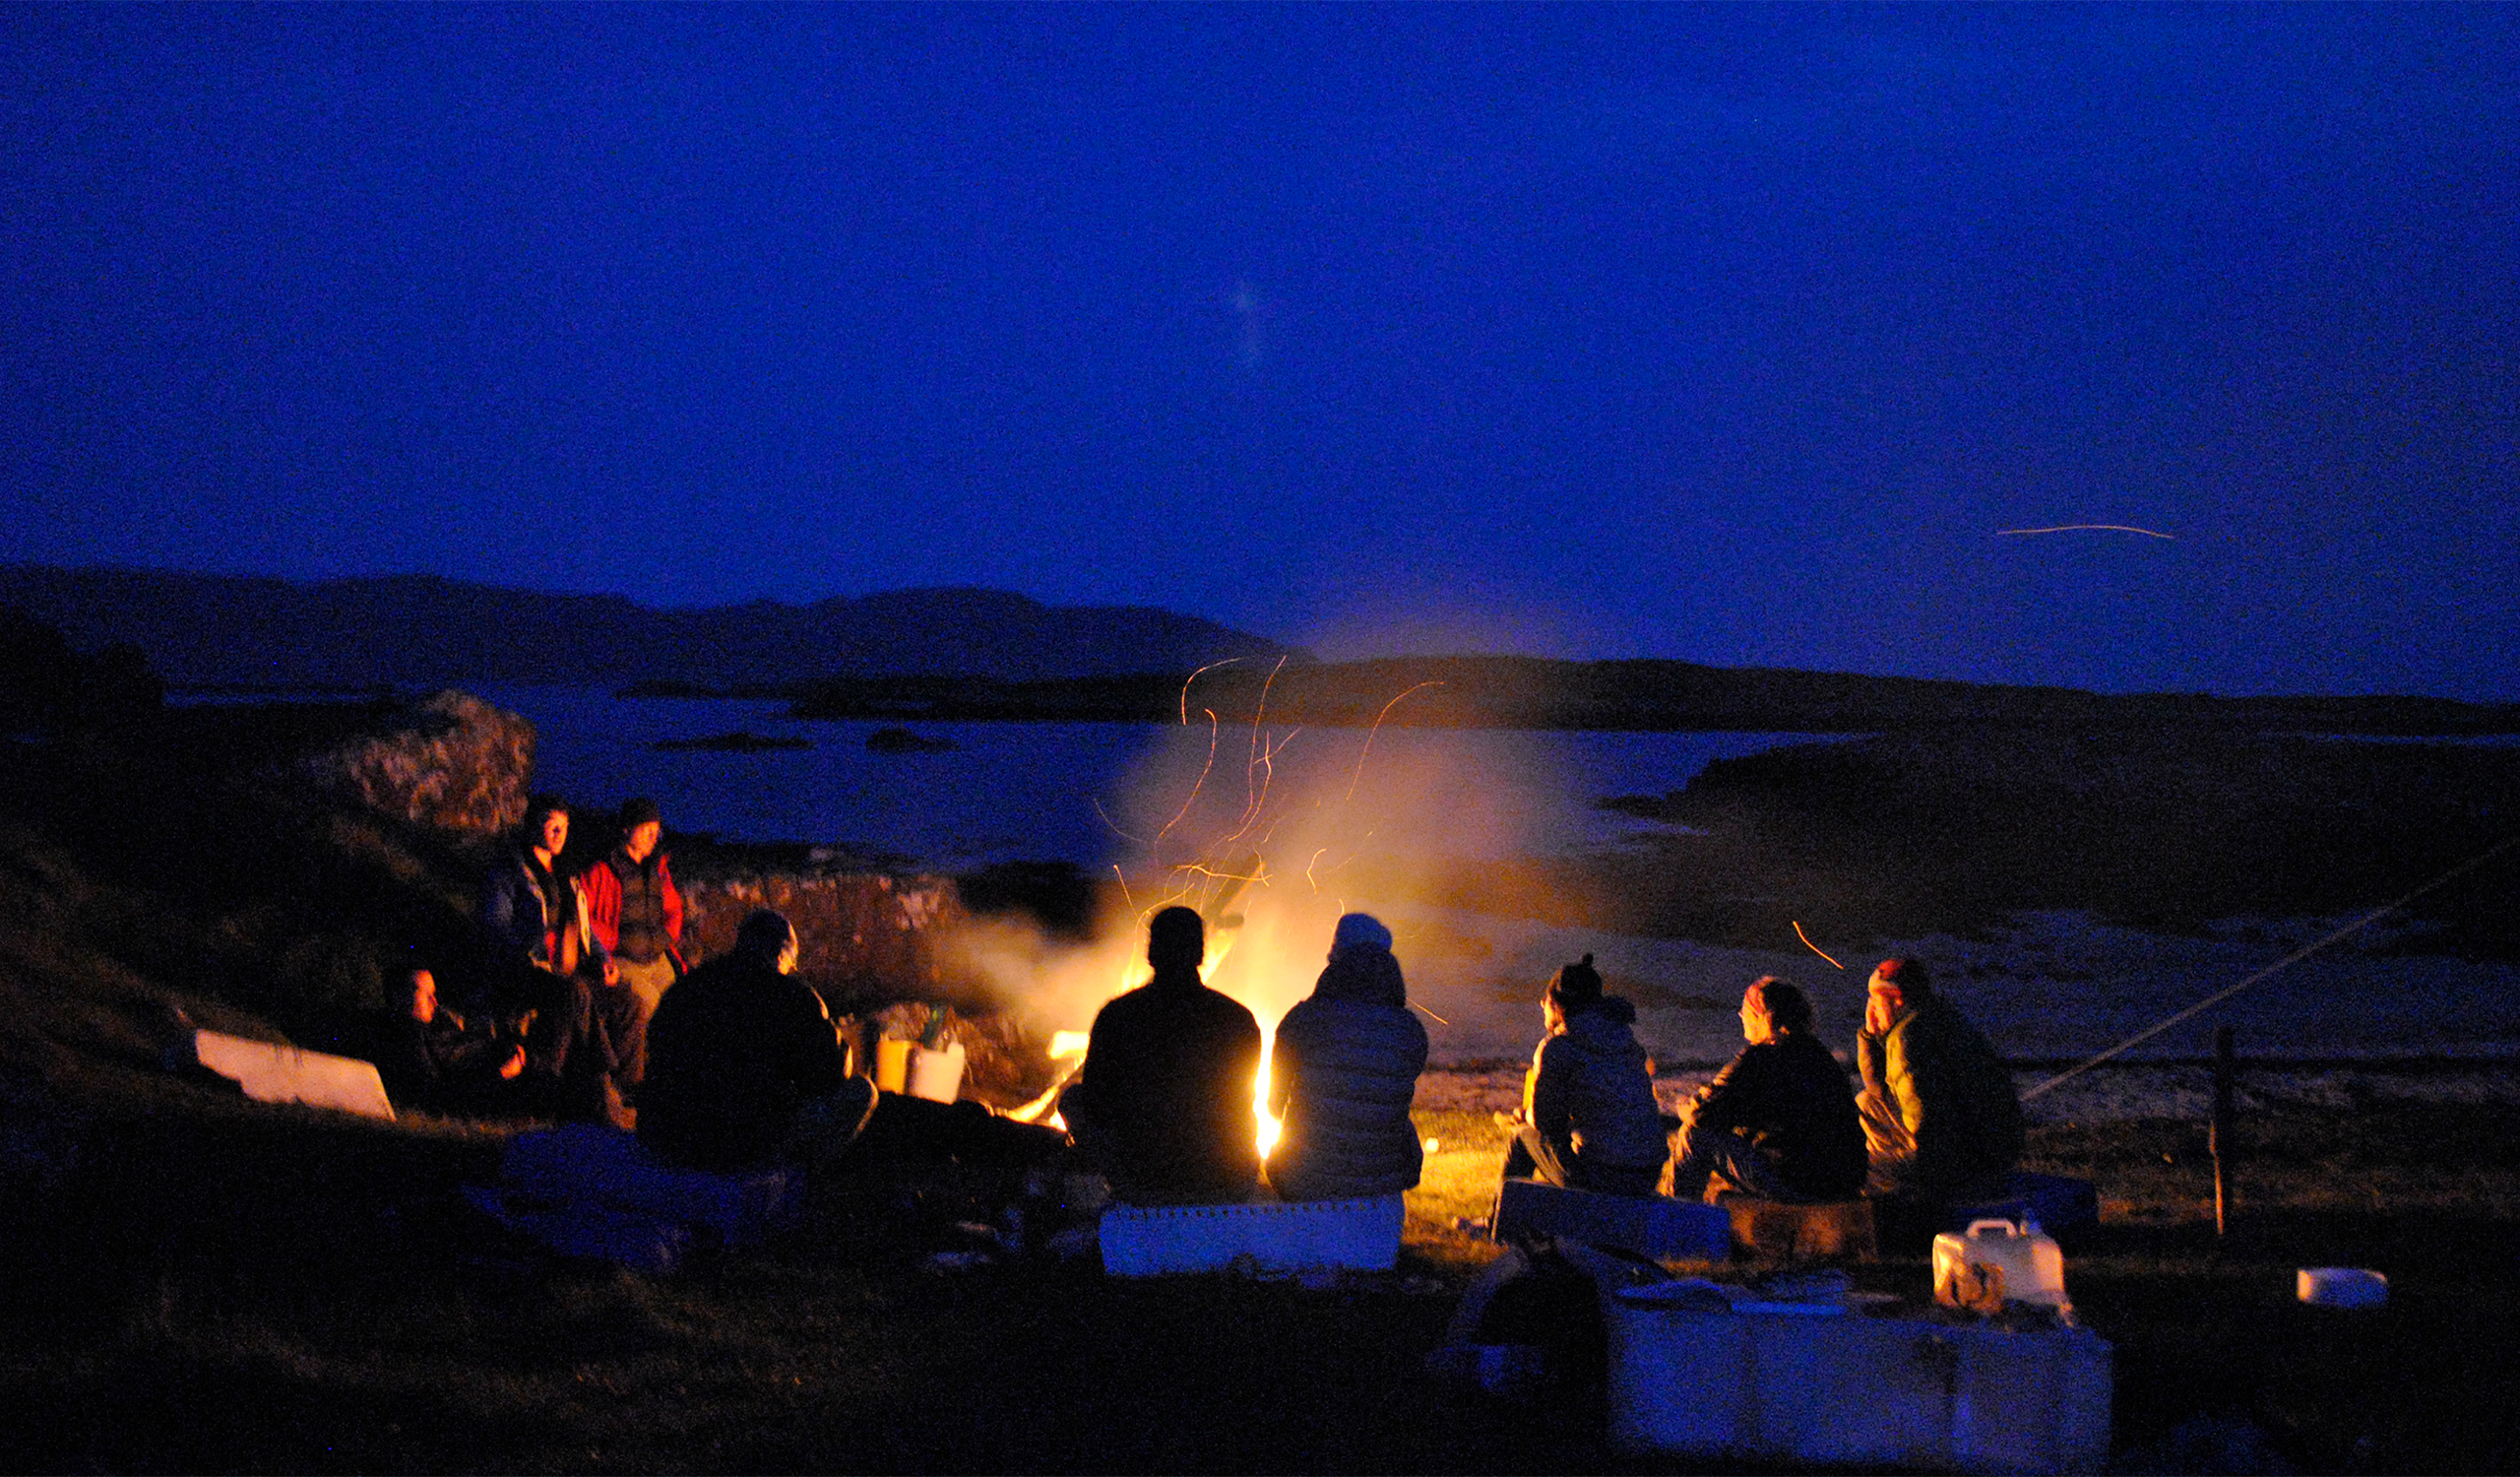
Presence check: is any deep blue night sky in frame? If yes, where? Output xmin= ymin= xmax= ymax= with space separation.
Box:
xmin=3 ymin=5 xmax=2515 ymax=698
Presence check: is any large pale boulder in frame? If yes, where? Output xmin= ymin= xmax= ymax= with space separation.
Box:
xmin=299 ymin=690 xmax=536 ymax=835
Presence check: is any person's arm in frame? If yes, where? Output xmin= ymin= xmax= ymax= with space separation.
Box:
xmin=1688 ymin=1051 xmax=1752 ymax=1135
xmin=783 ymin=982 xmax=853 ymax=1099
xmin=582 ymin=862 xmax=621 ymax=956
xmin=1856 ymin=1027 xmax=1889 ymax=1100
xmin=1885 ymin=1018 xmax=1930 ymax=1141
xmin=478 ymin=869 xmax=536 ymax=969
xmin=568 ymin=877 xmax=612 ymax=980
xmin=1528 ymin=1038 xmax=1574 ymax=1161
xmin=660 ymin=858 xmax=686 ymax=964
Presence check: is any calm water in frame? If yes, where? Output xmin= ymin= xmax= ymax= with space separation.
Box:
xmin=464 ymin=683 xmax=1839 ymax=869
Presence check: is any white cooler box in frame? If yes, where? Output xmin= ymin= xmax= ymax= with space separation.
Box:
xmin=1606 ymin=1299 xmax=2112 ymax=1473
xmin=1101 ymin=1193 xmax=1404 ymax=1276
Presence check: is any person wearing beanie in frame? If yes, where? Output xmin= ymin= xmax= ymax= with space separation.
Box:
xmin=1499 ymin=953 xmax=1670 ymax=1197
xmin=1265 ymin=913 xmax=1429 ymax=1201
xmin=578 ymin=797 xmax=686 ymax=1085
xmin=1856 ymin=958 xmax=2024 ymax=1199
xmin=1059 ymin=906 xmax=1264 ymax=1203
xmin=1669 ymin=977 xmax=1866 ymax=1202
xmin=639 ymin=910 xmax=876 ymax=1173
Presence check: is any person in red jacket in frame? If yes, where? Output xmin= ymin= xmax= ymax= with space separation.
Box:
xmin=579 ymin=797 xmax=685 ymax=1086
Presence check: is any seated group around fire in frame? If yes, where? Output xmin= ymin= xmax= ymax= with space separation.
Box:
xmin=393 ymin=790 xmax=2019 ymax=1217
xmin=1497 ymin=954 xmax=2022 ymax=1211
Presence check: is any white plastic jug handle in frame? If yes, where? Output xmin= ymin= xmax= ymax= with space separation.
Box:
xmin=1966 ymin=1218 xmax=2022 ymax=1238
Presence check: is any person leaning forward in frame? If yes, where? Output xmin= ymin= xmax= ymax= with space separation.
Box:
xmin=1856 ymin=957 xmax=2024 ymax=1201
xmin=1499 ymin=953 xmax=1669 ymax=1197
xmin=637 ymin=910 xmax=878 ymax=1174
xmin=1669 ymin=977 xmax=1866 ymax=1203
xmin=1059 ymin=906 xmax=1263 ymax=1204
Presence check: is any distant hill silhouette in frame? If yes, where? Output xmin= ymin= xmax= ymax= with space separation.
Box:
xmin=0 ymin=566 xmax=1306 ymax=687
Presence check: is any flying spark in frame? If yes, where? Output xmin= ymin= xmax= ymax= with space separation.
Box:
xmin=1995 ymin=525 xmax=2175 ymax=540
xmin=1792 ymin=921 xmax=1845 ymax=970
xmin=1343 ymin=681 xmax=1446 ymax=804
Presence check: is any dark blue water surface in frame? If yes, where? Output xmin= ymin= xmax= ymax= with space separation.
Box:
xmin=465 ymin=684 xmax=1835 ymax=869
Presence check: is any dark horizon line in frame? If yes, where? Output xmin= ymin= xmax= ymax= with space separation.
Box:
xmin=12 ymin=557 xmax=2513 ymax=710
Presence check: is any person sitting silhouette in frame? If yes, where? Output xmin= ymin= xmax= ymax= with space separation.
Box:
xmin=1059 ymin=907 xmax=1263 ymax=1204
xmin=358 ymin=967 xmax=528 ymax=1117
xmin=639 ymin=910 xmax=877 ymax=1174
xmin=1266 ymin=913 xmax=1428 ymax=1201
xmin=1669 ymin=976 xmax=1866 ymax=1203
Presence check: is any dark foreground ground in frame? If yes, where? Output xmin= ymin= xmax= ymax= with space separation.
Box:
xmin=1 ymin=1091 xmax=2514 ymax=1475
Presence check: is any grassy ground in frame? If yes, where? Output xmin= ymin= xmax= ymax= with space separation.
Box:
xmin=4 ymin=1089 xmax=2517 ymax=1474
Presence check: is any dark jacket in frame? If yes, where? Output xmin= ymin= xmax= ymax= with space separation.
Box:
xmin=1858 ymin=992 xmax=2024 ymax=1197
xmin=1071 ymin=968 xmax=1263 ymax=1202
xmin=1267 ymin=946 xmax=1428 ymax=1200
xmin=478 ymin=847 xmax=606 ymax=976
xmin=355 ymin=1009 xmax=517 ymax=1116
xmin=638 ymin=953 xmax=852 ymax=1172
xmin=1687 ymin=1029 xmax=1867 ymax=1200
xmin=1527 ymin=998 xmax=1669 ymax=1174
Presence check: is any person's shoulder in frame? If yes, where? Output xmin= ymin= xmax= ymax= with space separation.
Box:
xmin=1194 ymin=984 xmax=1260 ymax=1029
xmin=674 ymin=955 xmax=747 ymax=993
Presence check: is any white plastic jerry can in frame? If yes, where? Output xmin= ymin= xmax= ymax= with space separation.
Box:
xmin=1933 ymin=1218 xmax=2068 ymax=1313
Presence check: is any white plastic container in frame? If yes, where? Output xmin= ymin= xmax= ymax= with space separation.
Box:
xmin=904 ymin=1041 xmax=967 ymax=1103
xmin=2299 ymin=1267 xmax=2388 ymax=1309
xmin=1934 ymin=1218 xmax=2069 ymax=1312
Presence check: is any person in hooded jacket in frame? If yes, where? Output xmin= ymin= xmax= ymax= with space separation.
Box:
xmin=1266 ymin=913 xmax=1429 ymax=1201
xmin=1059 ymin=906 xmax=1262 ymax=1204
xmin=1498 ymin=953 xmax=1670 ymax=1196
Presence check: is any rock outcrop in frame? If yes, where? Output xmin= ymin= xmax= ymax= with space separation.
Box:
xmin=298 ymin=690 xmax=535 ymax=836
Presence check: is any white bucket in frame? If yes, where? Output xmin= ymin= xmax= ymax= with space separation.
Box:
xmin=2298 ymin=1267 xmax=2388 ymax=1309
xmin=1933 ymin=1218 xmax=2069 ymax=1312
xmin=904 ymin=1042 xmax=967 ymax=1103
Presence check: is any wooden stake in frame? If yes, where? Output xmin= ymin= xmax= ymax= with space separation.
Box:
xmin=2210 ymin=1025 xmax=2236 ymax=1236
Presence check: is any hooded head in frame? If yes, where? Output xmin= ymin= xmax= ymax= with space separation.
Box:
xmin=1147 ymin=906 xmax=1205 ymax=979
xmin=1545 ymin=953 xmax=1606 ymax=1015
xmin=1329 ymin=912 xmax=1393 ymax=959
xmin=1315 ymin=913 xmax=1406 ymax=1006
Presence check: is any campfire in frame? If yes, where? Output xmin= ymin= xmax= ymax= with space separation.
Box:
xmin=978 ymin=664 xmax=1476 ymax=1159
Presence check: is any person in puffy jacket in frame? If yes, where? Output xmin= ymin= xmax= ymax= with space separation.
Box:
xmin=1499 ymin=953 xmax=1669 ymax=1197
xmin=1857 ymin=957 xmax=2024 ymax=1200
xmin=1265 ymin=913 xmax=1429 ymax=1201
